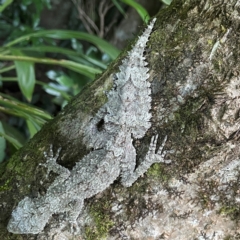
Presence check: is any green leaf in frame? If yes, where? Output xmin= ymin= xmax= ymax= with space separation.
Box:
xmin=0 ymin=92 xmax=52 ymax=122
xmin=161 ymin=0 xmax=172 ymax=5
xmin=121 ymin=0 xmax=150 ymax=23
xmin=38 ymin=80 xmax=72 ymax=101
xmin=11 ymin=46 xmax=107 ymax=69
xmin=5 ymin=30 xmax=120 ymax=60
xmin=0 ymin=121 xmax=6 ymax=162
xmin=0 ymin=0 xmax=13 ymax=13
xmin=26 ymin=119 xmax=41 ymax=138
xmin=55 ymin=74 xmax=74 ymax=87
xmin=0 ymin=64 xmax=15 ymax=73
xmin=0 ymin=131 xmax=22 ymax=149
xmin=1 ymin=120 xmax=26 ymax=146
xmin=112 ymin=0 xmax=126 ymax=16
xmin=0 ymin=77 xmax=72 ymax=101
xmin=0 ymin=54 xmax=101 ymax=79
xmin=68 ymin=55 xmax=107 ymax=69
xmin=10 ymin=49 xmax=35 ymax=102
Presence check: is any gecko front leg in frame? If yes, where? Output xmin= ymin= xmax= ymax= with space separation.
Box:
xmin=40 ymin=145 xmax=70 ymax=179
xmin=39 ymin=145 xmax=71 ymax=192
xmin=120 ymin=135 xmax=171 ymax=187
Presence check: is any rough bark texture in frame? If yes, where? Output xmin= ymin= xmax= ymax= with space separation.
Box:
xmin=1 ymin=0 xmax=240 ymax=239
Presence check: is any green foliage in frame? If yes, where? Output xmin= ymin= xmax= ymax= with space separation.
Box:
xmin=121 ymin=0 xmax=150 ymax=23
xmin=0 ymin=97 xmax=50 ymax=142
xmin=112 ymin=0 xmax=126 ymax=16
xmin=10 ymin=48 xmax=35 ymax=102
xmin=161 ymin=0 xmax=172 ymax=5
xmin=0 ymin=28 xmax=119 ymax=101
xmin=0 ymin=0 xmax=51 ymax=38
xmin=0 ymin=127 xmax=22 ymax=150
xmin=5 ymin=30 xmax=119 ymax=59
xmin=0 ymin=0 xmax=13 ymax=13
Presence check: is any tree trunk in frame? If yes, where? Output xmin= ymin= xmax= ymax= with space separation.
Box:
xmin=1 ymin=0 xmax=240 ymax=239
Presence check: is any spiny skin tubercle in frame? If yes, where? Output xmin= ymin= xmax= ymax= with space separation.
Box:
xmin=7 ymin=18 xmax=170 ymax=234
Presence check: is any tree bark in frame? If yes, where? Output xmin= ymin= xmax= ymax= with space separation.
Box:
xmin=1 ymin=0 xmax=240 ymax=239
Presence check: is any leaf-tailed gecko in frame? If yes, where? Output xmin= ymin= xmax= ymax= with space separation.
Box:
xmin=7 ymin=18 xmax=171 ymax=234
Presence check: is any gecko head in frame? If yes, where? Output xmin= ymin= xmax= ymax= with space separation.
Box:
xmin=7 ymin=196 xmax=49 ymax=234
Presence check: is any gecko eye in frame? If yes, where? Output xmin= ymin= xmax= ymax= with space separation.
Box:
xmin=96 ymin=118 xmax=105 ymax=131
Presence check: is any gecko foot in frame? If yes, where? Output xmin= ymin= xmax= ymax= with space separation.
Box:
xmin=44 ymin=144 xmax=62 ymax=165
xmin=39 ymin=145 xmax=70 ymax=177
xmin=148 ymin=135 xmax=171 ymax=164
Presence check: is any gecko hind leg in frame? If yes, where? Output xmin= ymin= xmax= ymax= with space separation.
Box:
xmin=121 ymin=135 xmax=171 ymax=187
xmin=65 ymin=199 xmax=84 ymax=234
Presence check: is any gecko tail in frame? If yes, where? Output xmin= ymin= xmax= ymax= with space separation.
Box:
xmin=7 ymin=196 xmax=50 ymax=234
